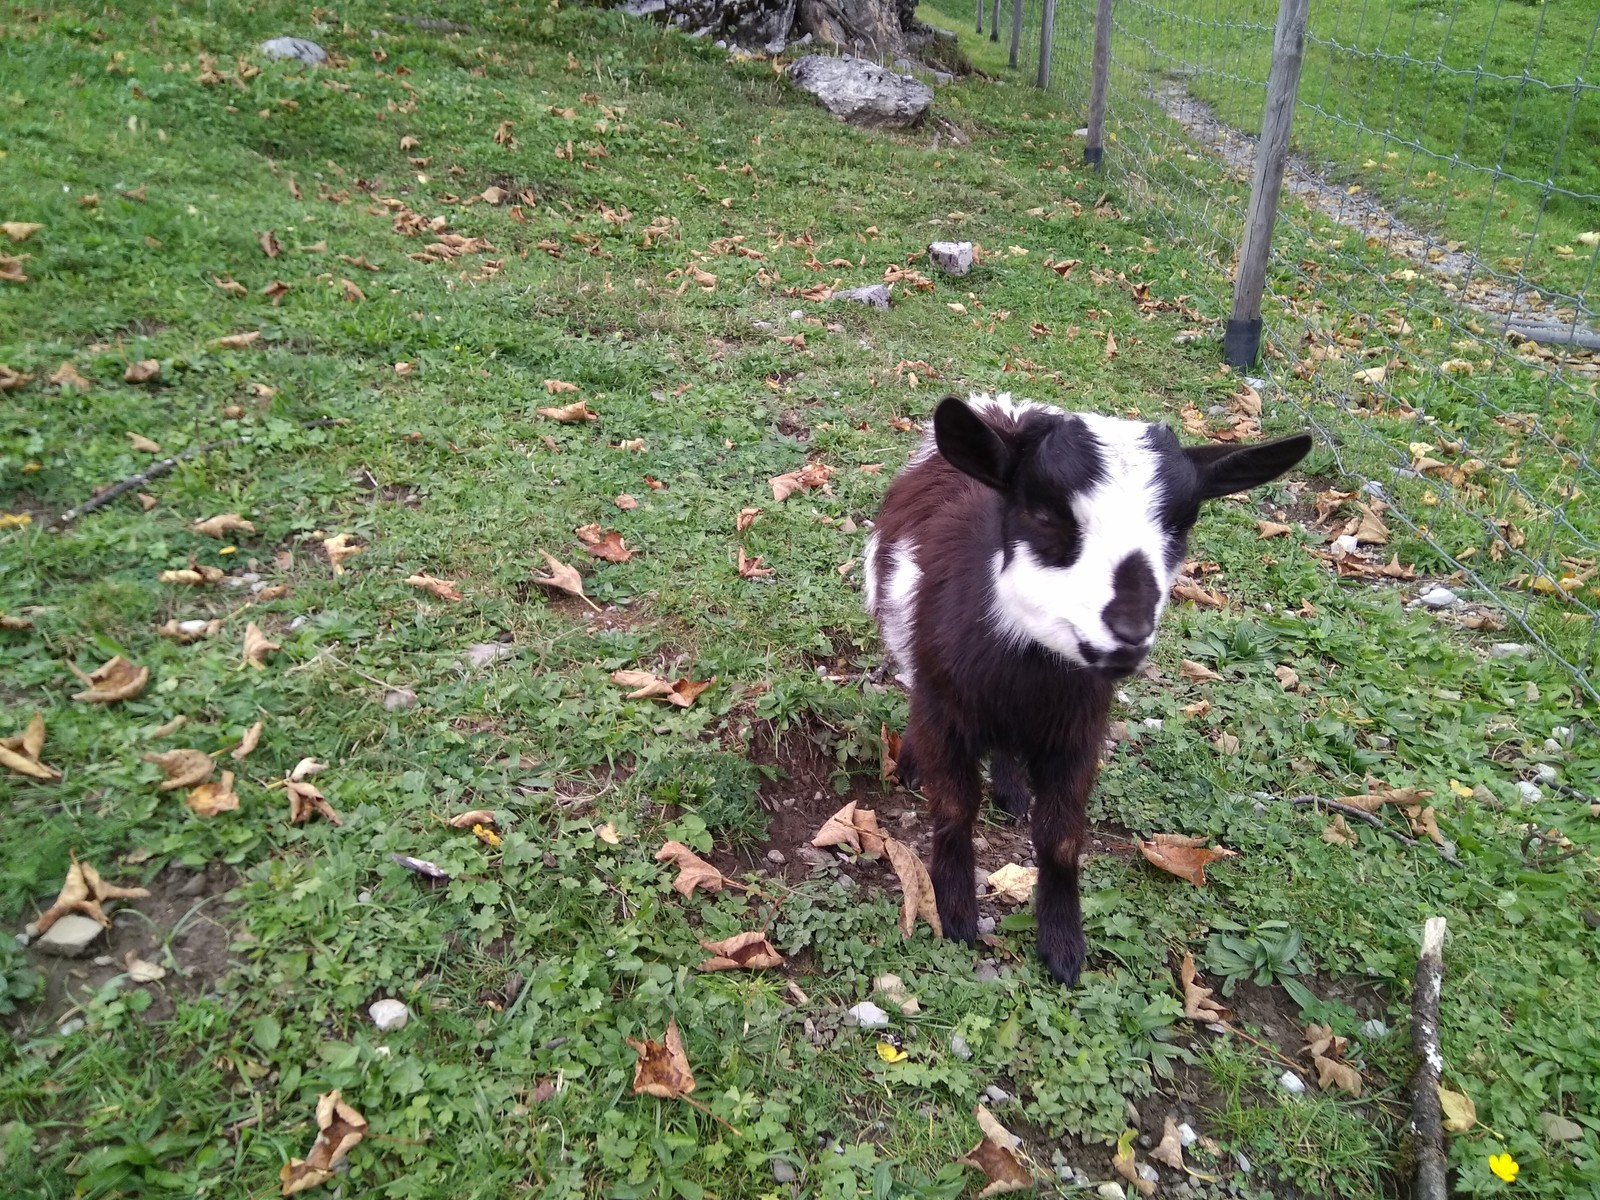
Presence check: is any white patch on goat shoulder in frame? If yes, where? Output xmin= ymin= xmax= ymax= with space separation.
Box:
xmin=872 ymin=541 xmax=920 ymax=689
xmin=990 ymin=411 xmax=1176 ymax=664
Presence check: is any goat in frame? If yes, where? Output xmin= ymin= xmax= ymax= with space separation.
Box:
xmin=864 ymin=394 xmax=1311 ymax=985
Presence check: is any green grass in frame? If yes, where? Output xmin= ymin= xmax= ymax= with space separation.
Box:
xmin=3 ymin=2 xmax=1600 ymax=1198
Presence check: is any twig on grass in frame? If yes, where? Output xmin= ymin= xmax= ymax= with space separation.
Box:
xmin=1280 ymin=794 xmax=1463 ymax=862
xmin=1410 ymin=917 xmax=1449 ymax=1200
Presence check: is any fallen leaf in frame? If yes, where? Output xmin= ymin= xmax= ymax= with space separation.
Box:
xmin=1172 ymin=580 xmax=1226 ymax=608
xmin=71 ymin=655 xmax=149 ymax=703
xmin=137 ymin=492 xmax=158 ymax=510
xmin=1 ymin=711 xmax=60 ymax=780
xmin=737 ymin=547 xmax=774 ymax=578
xmin=393 ymin=360 xmax=414 ymax=376
xmin=1151 ymin=1116 xmax=1185 ymax=1170
xmin=33 ymin=854 xmax=150 ymax=932
xmin=192 ymin=513 xmax=256 ymax=538
xmin=212 ymin=331 xmax=262 ymax=349
xmin=770 ymin=462 xmax=833 ymax=501
xmin=537 ymin=400 xmax=597 ymax=423
xmin=1180 ymin=951 xmax=1229 ymax=1019
xmin=142 ymin=748 xmax=214 ymax=791
xmin=1181 ymin=699 xmax=1211 ymax=718
xmin=1105 ymin=329 xmax=1119 ymax=359
xmin=127 ymin=432 xmax=162 ymax=453
xmin=1310 ymin=1051 xmax=1363 ymax=1096
xmin=596 ymin=821 xmax=620 ymax=844
xmin=187 ymin=770 xmax=240 ymax=817
xmin=885 ymin=836 xmax=942 ymax=938
xmin=1138 ymin=833 xmax=1238 ymax=886
xmin=1353 ymin=503 xmax=1389 ymax=545
xmin=532 ymin=550 xmax=597 ymax=608
xmin=279 ymin=1090 xmax=367 ymax=1196
xmin=449 ymin=808 xmax=497 ymax=828
xmin=1438 ymin=1086 xmax=1477 ymax=1133
xmin=405 ymin=572 xmax=465 ymax=601
xmin=811 ymin=800 xmax=888 ymax=856
xmin=339 ymin=278 xmax=366 ymax=303
xmin=1 ymin=221 xmax=43 ymax=242
xmin=158 ymin=617 xmax=221 ymax=642
xmin=697 ymin=931 xmax=785 ymax=971
xmin=611 ymin=668 xmax=675 ymax=700
xmin=736 ymin=506 xmax=762 ymax=532
xmin=259 ymin=229 xmax=281 ymax=258
xmin=243 ymin=622 xmax=280 ymax=669
xmin=322 ymin=533 xmax=362 ymax=576
xmin=880 ymin=723 xmax=902 ymax=784
xmin=290 ymin=758 xmax=327 ymax=783
xmin=543 ymin=378 xmax=580 ymax=394
xmin=575 ymin=523 xmax=632 ymax=563
xmin=158 ymin=564 xmax=224 ymax=586
xmin=49 ymin=362 xmax=92 ymax=391
xmin=1352 ymin=365 xmax=1386 ymax=386
xmin=232 ymin=720 xmax=264 ymax=761
xmin=1321 ymin=814 xmax=1357 ymax=847
xmin=1180 ymin=659 xmax=1223 ymax=682
xmin=877 ymin=1041 xmax=909 ymax=1063
xmin=959 ymin=1105 xmax=1031 ymax=1197
xmin=1213 ymin=732 xmax=1240 ymax=755
xmin=473 ymin=823 xmax=501 ymax=848
xmin=1258 ymin=520 xmax=1294 ymax=539
xmin=986 ymin=863 xmax=1038 ymax=905
xmin=614 ymin=493 xmax=637 ymax=510
xmin=124 ymin=951 xmax=167 ymax=983
xmin=626 ymin=1017 xmax=696 ymax=1099
xmin=1113 ymin=1127 xmax=1155 ymax=1197
xmin=1274 ymin=665 xmax=1300 ymax=690
xmin=1334 ymin=783 xmax=1435 ymax=813
xmin=654 ymin=841 xmax=727 ymax=896
xmin=286 ymin=778 xmax=341 ymax=825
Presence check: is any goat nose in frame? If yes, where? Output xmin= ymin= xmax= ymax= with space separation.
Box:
xmin=1104 ymin=553 xmax=1159 ymax=646
xmin=1104 ymin=609 xmax=1154 ymax=646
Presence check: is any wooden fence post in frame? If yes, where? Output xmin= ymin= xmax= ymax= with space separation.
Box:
xmin=1037 ymin=0 xmax=1055 ymax=90
xmin=1225 ymin=0 xmax=1311 ymax=369
xmin=1009 ymin=0 xmax=1022 ymax=68
xmin=1084 ymin=0 xmax=1113 ymax=166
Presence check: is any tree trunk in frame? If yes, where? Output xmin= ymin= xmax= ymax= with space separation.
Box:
xmin=645 ymin=0 xmax=940 ymax=61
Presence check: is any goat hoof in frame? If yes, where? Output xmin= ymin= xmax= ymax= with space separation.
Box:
xmin=1038 ymin=937 xmax=1085 ymax=987
xmin=937 ymin=902 xmax=978 ymax=945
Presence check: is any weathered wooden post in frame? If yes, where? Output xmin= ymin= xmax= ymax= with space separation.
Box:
xmin=1084 ymin=0 xmax=1112 ymax=167
xmin=991 ymin=0 xmax=1001 ymax=40
xmin=1037 ymin=0 xmax=1055 ymax=90
xmin=1009 ymin=0 xmax=1022 ymax=68
xmin=1224 ymin=0 xmax=1311 ymax=369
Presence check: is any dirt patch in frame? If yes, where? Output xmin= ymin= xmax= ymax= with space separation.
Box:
xmin=351 ymin=467 xmax=424 ymax=507
xmin=12 ymin=861 xmax=240 ymax=1036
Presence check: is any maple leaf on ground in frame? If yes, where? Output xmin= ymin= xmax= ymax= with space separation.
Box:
xmin=769 ymin=462 xmax=833 ymax=501
xmin=575 ymin=523 xmax=632 ymax=563
xmin=532 ymin=550 xmax=599 ymax=609
xmin=279 ymin=1090 xmax=368 ymax=1196
xmin=34 ymin=855 xmax=150 ymax=932
xmin=141 ymin=748 xmax=214 ymax=791
xmin=654 ymin=841 xmax=728 ymax=896
xmin=737 ymin=547 xmax=773 ymax=578
xmin=187 ymin=770 xmax=240 ymax=817
xmin=1438 ymin=1087 xmax=1477 ymax=1133
xmin=959 ymin=1105 xmax=1031 ymax=1197
xmin=70 ymin=655 xmax=149 ymax=703
xmin=885 ymin=836 xmax=943 ymax=938
xmin=242 ymin=621 xmax=280 ymax=669
xmin=1172 ymin=579 xmax=1226 ymax=608
xmin=1 ymin=711 xmax=60 ymax=781
xmin=537 ymin=400 xmax=597 ymax=423
xmin=321 ymin=532 xmax=363 ymax=576
xmin=1180 ymin=950 xmax=1229 ymax=1021
xmin=286 ymin=778 xmax=342 ymax=825
xmin=1258 ymin=520 xmax=1294 ymax=539
xmin=627 ymin=1018 xmax=696 ymax=1099
xmin=811 ymin=800 xmax=888 ymax=856
xmin=698 ymin=931 xmax=785 ymax=971
xmin=405 ymin=573 xmax=465 ymax=601
xmin=1138 ymin=833 xmax=1238 ymax=886
xmin=1321 ymin=814 xmax=1357 ymax=846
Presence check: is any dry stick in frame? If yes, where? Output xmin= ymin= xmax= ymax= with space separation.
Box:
xmin=54 ymin=418 xmax=348 ymax=526
xmin=1411 ymin=918 xmax=1449 ymax=1200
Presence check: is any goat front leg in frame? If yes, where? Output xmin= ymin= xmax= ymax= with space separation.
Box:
xmin=1028 ymin=748 xmax=1100 ymax=986
xmin=909 ymin=702 xmax=982 ymax=944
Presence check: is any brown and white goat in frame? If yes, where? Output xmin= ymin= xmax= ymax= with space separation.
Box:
xmin=865 ymin=394 xmax=1311 ymax=985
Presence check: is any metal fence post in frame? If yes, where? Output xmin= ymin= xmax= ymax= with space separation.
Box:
xmin=1009 ymin=0 xmax=1022 ymax=68
xmin=1037 ymin=0 xmax=1055 ymax=90
xmin=1084 ymin=0 xmax=1113 ymax=167
xmin=1224 ymin=0 xmax=1310 ymax=368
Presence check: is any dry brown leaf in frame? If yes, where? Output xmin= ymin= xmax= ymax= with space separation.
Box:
xmin=532 ymin=550 xmax=597 ymax=608
xmin=136 ymin=493 xmax=158 ymax=510
xmin=286 ymin=778 xmax=342 ymax=825
xmin=192 ymin=512 xmax=256 ymax=538
xmin=654 ymin=840 xmax=727 ymax=896
xmin=737 ymin=547 xmax=774 ymax=578
xmin=1274 ymin=665 xmax=1301 ymax=690
xmin=290 ymin=757 xmax=327 ymax=783
xmin=1438 ymin=1087 xmax=1476 ymax=1133
xmin=1151 ymin=1116 xmax=1185 ymax=1170
xmin=259 ymin=229 xmax=282 ymax=258
xmin=1321 ymin=814 xmax=1357 ymax=847
xmin=1311 ymin=1053 xmax=1363 ymax=1096
xmin=140 ymin=747 xmax=214 ymax=792
xmin=1172 ymin=580 xmax=1226 ymax=608
xmin=127 ymin=432 xmax=163 ymax=453
xmin=611 ymin=668 xmax=675 ymax=699
xmin=212 ymin=331 xmax=262 ymax=349
xmin=596 ymin=821 xmax=620 ymax=844
xmin=1406 ymin=804 xmax=1447 ymax=847
xmin=880 ymin=723 xmax=902 ymax=785
xmin=158 ymin=617 xmax=221 ymax=642
xmin=71 ymin=655 xmax=149 ymax=703
xmin=1213 ymin=732 xmax=1240 ymax=755
xmin=405 ymin=573 xmax=465 ymax=601
xmin=322 ymin=533 xmax=362 ymax=576
xmin=1181 ymin=698 xmax=1211 ymax=718
xmin=1104 ymin=329 xmax=1119 ymax=360
xmin=627 ymin=1017 xmax=696 ymax=1099
xmin=124 ymin=358 xmax=161 ymax=384
xmin=1180 ymin=659 xmax=1222 ymax=682
xmin=666 ymin=677 xmax=712 ymax=708
xmin=959 ymin=1105 xmax=1031 ymax=1197
xmin=575 ymin=523 xmax=632 ymax=563
xmin=279 ymin=1090 xmax=368 ymax=1196
xmin=262 ymin=279 xmax=290 ymax=304
xmin=50 ymin=361 xmax=92 ymax=391
xmin=736 ymin=506 xmax=762 ymax=533
xmin=885 ymin=836 xmax=942 ymax=938
xmin=1 ymin=711 xmax=60 ymax=781
xmin=242 ymin=622 xmax=280 ymax=670
xmin=232 ymin=720 xmax=264 ymax=761
xmin=1138 ymin=833 xmax=1238 ymax=887
xmin=614 ymin=493 xmax=638 ymax=510
xmin=986 ymin=863 xmax=1038 ymax=905
xmin=0 ymin=363 xmax=32 ymax=390
xmin=543 ymin=378 xmax=580 ymax=394
xmin=811 ymin=801 xmax=888 ymax=856
xmin=1181 ymin=951 xmax=1229 ymax=1021
xmin=1334 ymin=783 xmax=1435 ymax=813
xmin=697 ymin=931 xmax=786 ymax=971
xmin=1113 ymin=1129 xmax=1156 ymax=1197
xmin=449 ymin=808 xmax=498 ymax=828
xmin=1353 ymin=503 xmax=1389 ymax=546
xmin=1258 ymin=520 xmax=1294 ymax=539
xmin=148 ymin=715 xmax=187 ymax=740
xmin=770 ymin=462 xmax=833 ymax=501
xmin=1 ymin=221 xmax=43 ymax=242
xmin=536 ymin=400 xmax=597 ymax=423
xmin=34 ymin=855 xmax=150 ymax=933
xmin=187 ymin=770 xmax=240 ymax=817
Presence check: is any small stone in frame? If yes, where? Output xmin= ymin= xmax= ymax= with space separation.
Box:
xmin=1332 ymin=534 xmax=1361 ymax=554
xmin=463 ymin=642 xmax=515 ymax=668
xmin=1177 ymin=1122 xmax=1198 ymax=1147
xmin=1552 ymin=724 xmax=1573 ymax=746
xmin=766 ymin=849 xmax=787 ymax=865
xmin=1097 ymin=1184 xmax=1127 ymax=1200
xmin=384 ymin=687 xmax=418 ymax=711
xmin=1419 ymin=586 xmax=1459 ymax=608
xmin=836 ymin=283 xmax=893 ymax=310
xmin=259 ymin=36 xmax=327 ymax=65
xmin=976 ymin=915 xmax=996 ymax=935
xmin=928 ymin=241 xmax=974 ymax=276
xmin=1544 ymin=738 xmax=1564 ymax=754
xmin=1534 ymin=763 xmax=1558 ymax=784
xmin=949 ymin=1033 xmax=972 ymax=1060
xmin=1539 ymin=1112 xmax=1583 ymax=1142
xmin=357 ymin=889 xmax=372 ymax=904
xmin=1490 ymin=642 xmax=1532 ymax=659
xmin=34 ymin=913 xmax=106 ymax=957
xmin=772 ymin=1159 xmax=798 ymax=1183
xmin=983 ymin=1084 xmax=1013 ymax=1104
xmin=1369 ymin=734 xmax=1393 ymax=750
xmin=835 ymin=873 xmax=857 ymax=891
xmin=789 ymin=309 xmax=805 ymax=319
xmin=1142 ymin=717 xmax=1163 ymax=729
xmin=1173 ymin=330 xmax=1205 ymax=346
xmin=1137 ymin=1163 xmax=1159 ymax=1184
xmin=972 ymin=837 xmax=989 ymax=851
xmin=1278 ymin=1070 xmax=1306 ymax=1094
xmin=1358 ymin=1019 xmax=1389 ymax=1040
xmin=1517 ymin=781 xmax=1543 ymax=802
xmin=58 ymin=1017 xmax=86 ymax=1037
xmin=369 ymin=998 xmax=411 ymax=1032
xmin=974 ymin=961 xmax=1001 ymax=984
xmin=846 ymin=1001 xmax=891 ymax=1029
xmin=1125 ymin=1098 xmax=1141 ymax=1127
xmin=1235 ymin=1150 xmax=1252 ymax=1174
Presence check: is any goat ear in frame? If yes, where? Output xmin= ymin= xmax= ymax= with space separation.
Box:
xmin=1186 ymin=433 xmax=1313 ymax=500
xmin=934 ymin=396 xmax=1017 ymax=491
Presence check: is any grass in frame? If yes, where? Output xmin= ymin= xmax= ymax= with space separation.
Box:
xmin=3 ymin=2 xmax=1600 ymax=1198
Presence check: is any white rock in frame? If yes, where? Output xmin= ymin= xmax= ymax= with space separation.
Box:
xmin=1517 ymin=780 xmax=1543 ymax=802
xmin=949 ymin=1033 xmax=972 ymax=1059
xmin=463 ymin=642 xmax=515 ymax=668
xmin=1177 ymin=1122 xmax=1198 ymax=1147
xmin=786 ymin=56 xmax=934 ymax=130
xmin=766 ymin=849 xmax=787 ymax=864
xmin=983 ymin=1084 xmax=1013 ymax=1103
xmin=928 ymin=241 xmax=974 ymax=276
xmin=1332 ymin=534 xmax=1361 ymax=554
xmin=1534 ymin=763 xmax=1558 ymax=784
xmin=1142 ymin=718 xmax=1163 ymax=729
xmin=1359 ymin=1019 xmax=1390 ymax=1039
xmin=1419 ymin=586 xmax=1459 ymax=608
xmin=1097 ymin=1184 xmax=1127 ymax=1200
xmin=384 ymin=687 xmax=418 ymax=711
xmin=976 ymin=915 xmax=996 ymax=935
xmin=1544 ymin=738 xmax=1564 ymax=754
xmin=177 ymin=619 xmax=211 ymax=635
xmin=1552 ymin=725 xmax=1573 ymax=746
xmin=772 ymin=1159 xmax=798 ymax=1183
xmin=260 ymin=37 xmax=328 ymax=65
xmin=35 ymin=913 xmax=106 ymax=957
xmin=1235 ymin=1150 xmax=1253 ymax=1173
xmin=1490 ymin=642 xmax=1532 ymax=659
xmin=836 ymin=283 xmax=893 ymax=310
xmin=846 ymin=1001 xmax=891 ymax=1029
xmin=1137 ymin=1163 xmax=1159 ymax=1183
xmin=369 ymin=998 xmax=411 ymax=1031
xmin=1278 ymin=1070 xmax=1306 ymax=1094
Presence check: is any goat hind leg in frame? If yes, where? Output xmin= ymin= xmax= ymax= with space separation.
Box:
xmin=989 ymin=752 xmax=1030 ymax=823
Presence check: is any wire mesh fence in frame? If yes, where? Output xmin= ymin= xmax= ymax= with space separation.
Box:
xmin=1006 ymin=0 xmax=1600 ymax=698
